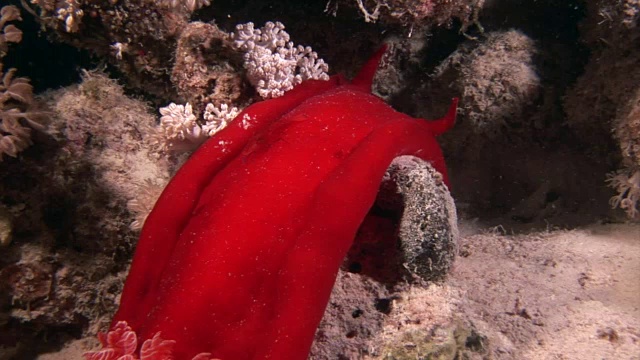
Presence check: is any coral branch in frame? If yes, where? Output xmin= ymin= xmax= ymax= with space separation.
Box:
xmin=231 ymin=21 xmax=329 ymax=99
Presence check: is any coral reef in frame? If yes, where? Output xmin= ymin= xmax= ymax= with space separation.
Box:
xmin=0 ymin=243 xmax=125 ymax=334
xmin=310 ymin=271 xmax=390 ymax=359
xmin=1 ymin=0 xmax=639 ymax=358
xmin=371 ymin=286 xmax=485 ymax=360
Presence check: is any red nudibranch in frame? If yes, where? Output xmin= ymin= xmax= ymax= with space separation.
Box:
xmin=86 ymin=47 xmax=457 ymax=360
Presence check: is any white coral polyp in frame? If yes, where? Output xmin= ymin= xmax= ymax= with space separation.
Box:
xmin=231 ymin=21 xmax=329 ymax=99
xmin=202 ymin=103 xmax=240 ymax=136
xmin=257 ymin=21 xmax=290 ymax=50
xmin=297 ymin=46 xmax=330 ymax=82
xmin=158 ymin=102 xmax=207 ymax=151
xmin=243 ymin=45 xmax=298 ymax=98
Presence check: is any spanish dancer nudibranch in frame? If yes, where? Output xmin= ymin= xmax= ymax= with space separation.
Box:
xmin=86 ymin=46 xmax=458 ymax=360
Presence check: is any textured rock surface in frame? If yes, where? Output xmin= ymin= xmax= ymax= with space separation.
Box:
xmin=428 ymin=30 xmax=541 ymax=144
xmin=171 ymin=22 xmax=249 ymax=115
xmin=381 ymin=155 xmax=458 ymax=281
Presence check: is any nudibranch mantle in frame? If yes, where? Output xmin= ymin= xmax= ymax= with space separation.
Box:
xmin=88 ymin=47 xmax=457 ymax=360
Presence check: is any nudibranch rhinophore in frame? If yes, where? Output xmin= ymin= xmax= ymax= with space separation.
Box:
xmin=86 ymin=46 xmax=458 ymax=360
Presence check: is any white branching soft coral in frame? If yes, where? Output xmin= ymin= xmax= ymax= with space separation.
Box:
xmin=231 ymin=21 xmax=330 ymax=99
xmin=154 ymin=102 xmax=240 ymax=153
xmin=202 ymin=103 xmax=239 ymax=136
xmin=607 ymin=168 xmax=640 ymax=219
xmin=84 ymin=321 xmax=218 ymax=360
xmin=156 ymin=102 xmax=206 ymax=152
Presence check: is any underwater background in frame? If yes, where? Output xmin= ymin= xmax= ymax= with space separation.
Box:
xmin=0 ymin=0 xmax=639 ymax=359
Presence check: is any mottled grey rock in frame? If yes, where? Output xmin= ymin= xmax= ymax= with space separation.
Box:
xmin=380 ymin=155 xmax=459 ymax=281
